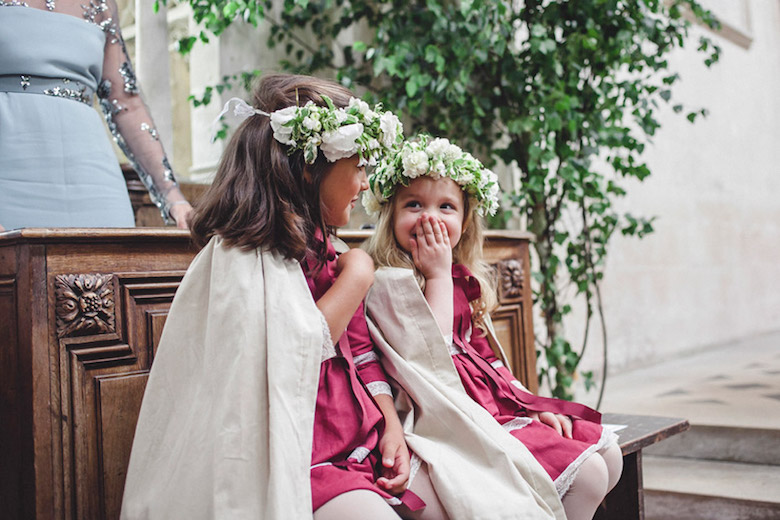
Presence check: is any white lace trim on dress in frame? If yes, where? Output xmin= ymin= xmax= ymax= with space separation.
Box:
xmin=366 ymin=381 xmax=393 ymax=397
xmin=491 ymin=359 xmax=505 ymax=369
xmin=502 ymin=417 xmax=533 ymax=432
xmin=347 ymin=446 xmax=371 ymax=463
xmin=353 ymin=351 xmax=379 ymax=366
xmin=318 ymin=310 xmax=336 ymax=362
xmin=408 ymin=452 xmax=423 ymax=485
xmin=554 ymin=423 xmax=620 ymax=498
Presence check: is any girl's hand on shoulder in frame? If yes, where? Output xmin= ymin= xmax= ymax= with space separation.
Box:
xmin=336 ymin=249 xmax=374 ymax=282
xmin=410 ymin=214 xmax=452 ymax=281
xmin=376 ymin=426 xmax=410 ymax=495
xmin=336 ymin=248 xmax=375 ymax=287
xmin=528 ymin=411 xmax=573 ymax=439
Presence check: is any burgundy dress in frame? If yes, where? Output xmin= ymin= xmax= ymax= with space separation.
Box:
xmin=450 ymin=265 xmax=616 ymax=497
xmin=304 ymin=238 xmax=423 ymax=512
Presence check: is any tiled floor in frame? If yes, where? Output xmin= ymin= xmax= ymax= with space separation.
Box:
xmin=600 ymin=330 xmax=780 ymax=429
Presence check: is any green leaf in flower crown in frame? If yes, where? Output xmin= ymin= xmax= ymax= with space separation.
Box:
xmin=304 ymin=141 xmax=317 ymax=164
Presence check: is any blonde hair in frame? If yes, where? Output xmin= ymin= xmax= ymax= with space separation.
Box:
xmin=364 ymin=190 xmax=498 ymax=327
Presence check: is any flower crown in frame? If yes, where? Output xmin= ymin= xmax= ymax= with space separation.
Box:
xmin=216 ymin=96 xmax=403 ymax=167
xmin=363 ymin=134 xmax=500 ymax=217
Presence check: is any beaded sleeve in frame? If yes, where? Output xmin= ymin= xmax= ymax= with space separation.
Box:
xmin=96 ymin=0 xmax=188 ymax=223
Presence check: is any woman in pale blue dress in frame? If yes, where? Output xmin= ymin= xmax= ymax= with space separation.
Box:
xmin=0 ymin=0 xmax=191 ymax=230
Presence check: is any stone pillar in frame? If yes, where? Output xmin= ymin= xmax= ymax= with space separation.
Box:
xmin=135 ymin=1 xmax=175 ymax=165
xmin=187 ymin=21 xmax=224 ymax=183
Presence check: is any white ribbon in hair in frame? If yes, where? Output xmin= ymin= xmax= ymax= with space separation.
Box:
xmin=210 ymin=97 xmax=270 ymax=142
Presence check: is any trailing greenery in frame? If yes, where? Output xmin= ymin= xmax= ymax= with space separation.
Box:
xmin=165 ymin=0 xmax=720 ymax=401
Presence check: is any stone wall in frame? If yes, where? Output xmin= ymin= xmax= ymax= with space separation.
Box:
xmin=571 ymin=0 xmax=780 ymax=399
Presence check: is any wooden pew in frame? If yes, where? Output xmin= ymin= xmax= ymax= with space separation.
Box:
xmin=0 ymin=228 xmax=685 ymax=519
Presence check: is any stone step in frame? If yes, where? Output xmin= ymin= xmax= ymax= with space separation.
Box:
xmin=645 ymin=424 xmax=780 ymax=465
xmin=644 ymin=455 xmax=780 ymax=520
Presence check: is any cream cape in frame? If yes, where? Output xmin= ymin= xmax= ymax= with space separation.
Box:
xmin=365 ymin=267 xmax=566 ymax=520
xmin=121 ymin=236 xmax=323 ymax=520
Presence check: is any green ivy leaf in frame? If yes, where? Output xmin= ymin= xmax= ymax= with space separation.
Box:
xmin=405 ymin=77 xmax=419 ymax=98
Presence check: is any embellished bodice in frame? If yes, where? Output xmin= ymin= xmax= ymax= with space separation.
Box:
xmin=0 ymin=1 xmax=187 ymax=223
xmin=0 ymin=6 xmax=104 ymax=102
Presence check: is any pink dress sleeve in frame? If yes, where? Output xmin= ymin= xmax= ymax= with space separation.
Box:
xmin=347 ymin=302 xmax=392 ymax=397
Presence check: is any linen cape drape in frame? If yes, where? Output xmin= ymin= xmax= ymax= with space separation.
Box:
xmin=365 ymin=267 xmax=567 ymax=520
xmin=121 ymin=236 xmax=323 ymax=520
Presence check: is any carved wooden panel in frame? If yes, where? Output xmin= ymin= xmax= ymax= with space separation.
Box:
xmin=491 ymin=305 xmax=521 ymax=372
xmin=55 ymin=274 xmax=116 ymax=338
xmin=491 ymin=304 xmax=535 ymax=390
xmin=496 ymin=258 xmax=525 ymax=303
xmin=0 ymin=230 xmax=198 ymax=520
xmin=96 ymin=373 xmax=149 ymax=520
xmin=58 ymin=272 xmax=181 ymax=520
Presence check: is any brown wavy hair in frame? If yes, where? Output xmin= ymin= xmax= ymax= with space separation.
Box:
xmin=189 ymin=74 xmax=355 ymax=263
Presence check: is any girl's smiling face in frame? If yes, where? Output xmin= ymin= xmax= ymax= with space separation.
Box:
xmin=392 ymin=176 xmax=465 ymax=253
xmin=319 ymin=155 xmax=368 ymax=227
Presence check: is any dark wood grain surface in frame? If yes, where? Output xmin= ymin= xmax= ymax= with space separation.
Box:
xmin=604 ymin=413 xmax=690 ymax=456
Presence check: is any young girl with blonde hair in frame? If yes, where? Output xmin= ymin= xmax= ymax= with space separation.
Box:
xmin=364 ymin=134 xmax=623 ymax=520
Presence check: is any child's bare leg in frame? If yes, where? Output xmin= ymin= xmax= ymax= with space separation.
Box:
xmin=560 ymin=453 xmax=609 ymax=520
xmin=598 ymin=442 xmax=623 ymax=492
xmin=314 ymin=490 xmax=401 ymax=520
xmin=394 ymin=463 xmax=450 ymax=520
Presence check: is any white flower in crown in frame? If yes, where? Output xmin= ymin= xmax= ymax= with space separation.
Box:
xmin=361 ymin=185 xmax=384 ymax=216
xmin=379 ymin=112 xmax=402 ymax=149
xmin=458 ymin=170 xmax=475 ymax=185
xmin=349 ymin=97 xmax=371 ymax=116
xmin=269 ymin=106 xmax=298 ymax=146
xmin=402 ymin=149 xmax=429 ymax=178
xmin=364 ymin=134 xmax=501 ymax=218
xmin=321 ymin=123 xmax=365 ymax=163
xmin=426 ymin=137 xmax=451 ymax=158
xmin=302 ymin=115 xmax=321 ymax=132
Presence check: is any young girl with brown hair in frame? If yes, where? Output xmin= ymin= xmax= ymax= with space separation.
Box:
xmin=121 ymin=75 xmax=446 ymax=520
xmin=363 ymin=134 xmax=623 ymax=520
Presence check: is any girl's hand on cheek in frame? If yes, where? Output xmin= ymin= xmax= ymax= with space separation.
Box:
xmin=411 ymin=215 xmax=452 ymax=281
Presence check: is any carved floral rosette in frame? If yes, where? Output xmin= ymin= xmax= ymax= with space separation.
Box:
xmin=497 ymin=258 xmax=524 ymax=301
xmin=55 ymin=273 xmax=116 ymax=338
